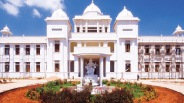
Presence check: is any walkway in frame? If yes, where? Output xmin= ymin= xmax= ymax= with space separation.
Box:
xmin=0 ymin=79 xmax=47 ymax=93
xmin=138 ymin=79 xmax=184 ymax=95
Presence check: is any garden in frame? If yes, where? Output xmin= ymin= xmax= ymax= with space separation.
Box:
xmin=25 ymin=79 xmax=158 ymax=103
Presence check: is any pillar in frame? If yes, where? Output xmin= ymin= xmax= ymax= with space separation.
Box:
xmin=100 ymin=57 xmax=104 ymax=86
xmin=80 ymin=57 xmax=84 ymax=85
xmin=74 ymin=56 xmax=79 ymax=78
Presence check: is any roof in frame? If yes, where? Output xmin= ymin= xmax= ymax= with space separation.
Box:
xmin=116 ymin=6 xmax=140 ymax=21
xmin=83 ymin=0 xmax=102 ymax=16
xmin=0 ymin=36 xmax=47 ymax=43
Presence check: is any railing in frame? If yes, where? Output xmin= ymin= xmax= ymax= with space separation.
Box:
xmin=74 ymin=47 xmax=111 ymax=54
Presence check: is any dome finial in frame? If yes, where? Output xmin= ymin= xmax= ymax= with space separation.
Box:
xmin=124 ymin=6 xmax=126 ymax=10
xmin=92 ymin=0 xmax=94 ymax=3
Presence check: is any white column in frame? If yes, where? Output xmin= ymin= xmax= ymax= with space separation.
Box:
xmin=97 ymin=21 xmax=99 ymax=33
xmin=100 ymin=57 xmax=104 ymax=86
xmin=80 ymin=57 xmax=84 ymax=85
xmin=9 ymin=44 xmax=14 ymax=72
xmin=85 ymin=21 xmax=88 ymax=33
xmin=74 ymin=56 xmax=79 ymax=78
xmin=106 ymin=56 xmax=110 ymax=77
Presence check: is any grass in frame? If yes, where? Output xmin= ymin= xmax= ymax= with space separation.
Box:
xmin=108 ymin=82 xmax=144 ymax=98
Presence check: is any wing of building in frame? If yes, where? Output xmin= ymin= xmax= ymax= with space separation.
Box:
xmin=0 ymin=1 xmax=184 ymax=80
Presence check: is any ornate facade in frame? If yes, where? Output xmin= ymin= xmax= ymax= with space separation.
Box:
xmin=0 ymin=1 xmax=184 ymax=79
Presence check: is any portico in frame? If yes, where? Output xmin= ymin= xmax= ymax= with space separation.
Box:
xmin=73 ymin=54 xmax=110 ymax=86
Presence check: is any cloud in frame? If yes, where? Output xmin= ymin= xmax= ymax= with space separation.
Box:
xmin=25 ymin=0 xmax=65 ymax=12
xmin=33 ymin=9 xmax=41 ymax=18
xmin=0 ymin=0 xmax=65 ymax=17
xmin=7 ymin=0 xmax=24 ymax=7
xmin=0 ymin=2 xmax=19 ymax=16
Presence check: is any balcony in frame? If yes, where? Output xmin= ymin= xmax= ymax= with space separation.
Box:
xmin=73 ymin=47 xmax=111 ymax=55
xmin=144 ymin=55 xmax=150 ymax=62
xmin=70 ymin=33 xmax=116 ymax=40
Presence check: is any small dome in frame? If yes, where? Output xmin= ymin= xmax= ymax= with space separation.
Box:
xmin=175 ymin=25 xmax=182 ymax=31
xmin=173 ymin=25 xmax=184 ymax=35
xmin=3 ymin=25 xmax=10 ymax=31
xmin=117 ymin=6 xmax=133 ymax=18
xmin=0 ymin=25 xmax=12 ymax=36
xmin=51 ymin=8 xmax=67 ymax=18
xmin=83 ymin=0 xmax=102 ymax=15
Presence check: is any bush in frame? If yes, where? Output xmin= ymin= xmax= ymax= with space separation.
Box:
xmin=143 ymin=85 xmax=158 ymax=101
xmin=26 ymin=90 xmax=40 ymax=100
xmin=55 ymin=79 xmax=64 ymax=85
xmin=94 ymin=88 xmax=133 ymax=103
xmin=46 ymin=81 xmax=57 ymax=87
xmin=41 ymin=86 xmax=92 ymax=103
xmin=102 ymin=79 xmax=108 ymax=84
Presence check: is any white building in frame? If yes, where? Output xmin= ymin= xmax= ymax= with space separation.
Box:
xmin=0 ymin=1 xmax=184 ymax=80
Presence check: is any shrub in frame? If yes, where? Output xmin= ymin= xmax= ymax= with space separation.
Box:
xmin=94 ymin=88 xmax=133 ymax=103
xmin=55 ymin=79 xmax=64 ymax=85
xmin=110 ymin=79 xmax=117 ymax=84
xmin=64 ymin=79 xmax=67 ymax=84
xmin=46 ymin=81 xmax=57 ymax=87
xmin=26 ymin=90 xmax=40 ymax=100
xmin=102 ymin=79 xmax=108 ymax=84
xmin=143 ymin=85 xmax=158 ymax=101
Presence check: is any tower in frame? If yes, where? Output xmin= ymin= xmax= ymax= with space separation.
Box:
xmin=114 ymin=6 xmax=140 ymax=79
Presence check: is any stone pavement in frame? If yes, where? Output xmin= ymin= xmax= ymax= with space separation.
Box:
xmin=0 ymin=79 xmax=184 ymax=95
xmin=138 ymin=79 xmax=184 ymax=95
xmin=0 ymin=79 xmax=47 ymax=93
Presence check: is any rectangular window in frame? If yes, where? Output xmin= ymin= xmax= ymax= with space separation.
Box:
xmin=155 ymin=63 xmax=159 ymax=72
xmin=176 ymin=45 xmax=181 ymax=55
xmin=5 ymin=45 xmax=10 ymax=55
xmin=25 ymin=45 xmax=30 ymax=55
xmin=36 ymin=62 xmax=40 ymax=72
xmin=70 ymin=61 xmax=74 ymax=72
xmin=155 ymin=45 xmax=160 ymax=55
xmin=26 ymin=62 xmax=30 ymax=72
xmin=108 ymin=42 xmax=114 ymax=53
xmin=110 ymin=61 xmax=114 ymax=72
xmin=77 ymin=27 xmax=80 ymax=33
xmin=123 ymin=29 xmax=133 ymax=31
xmin=83 ymin=27 xmax=86 ymax=32
xmin=15 ymin=62 xmax=20 ymax=72
xmin=166 ymin=45 xmax=171 ymax=55
xmin=87 ymin=27 xmax=97 ymax=33
xmin=5 ymin=62 xmax=9 ymax=72
xmin=125 ymin=41 xmax=130 ymax=52
xmin=145 ymin=63 xmax=149 ymax=72
xmin=166 ymin=63 xmax=170 ymax=72
xmin=52 ymin=28 xmax=62 ymax=31
xmin=125 ymin=61 xmax=131 ymax=72
xmin=176 ymin=63 xmax=180 ymax=72
xmin=36 ymin=45 xmax=40 ymax=55
xmin=55 ymin=41 xmax=60 ymax=52
xmin=15 ymin=45 xmax=20 ymax=55
xmin=145 ymin=45 xmax=150 ymax=55
xmin=55 ymin=61 xmax=60 ymax=72
xmin=99 ymin=27 xmax=102 ymax=33
xmin=105 ymin=27 xmax=108 ymax=33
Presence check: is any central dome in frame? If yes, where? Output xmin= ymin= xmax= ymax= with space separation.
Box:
xmin=83 ymin=1 xmax=102 ymax=16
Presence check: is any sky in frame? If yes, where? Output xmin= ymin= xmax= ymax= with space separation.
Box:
xmin=0 ymin=0 xmax=184 ymax=36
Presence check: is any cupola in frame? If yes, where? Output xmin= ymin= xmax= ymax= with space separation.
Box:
xmin=0 ymin=25 xmax=12 ymax=37
xmin=173 ymin=25 xmax=184 ymax=36
xmin=51 ymin=8 xmax=68 ymax=18
xmin=83 ymin=0 xmax=102 ymax=16
xmin=117 ymin=6 xmax=133 ymax=19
